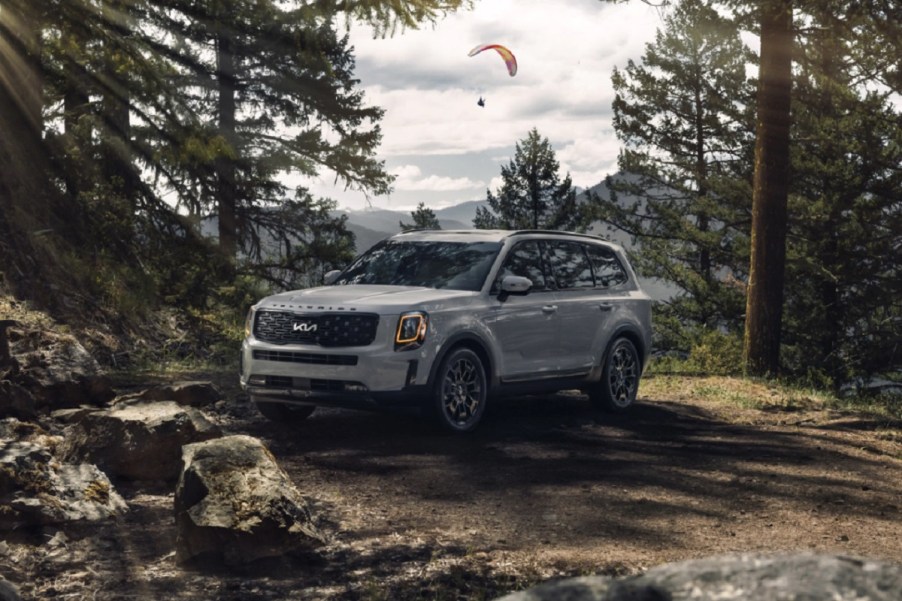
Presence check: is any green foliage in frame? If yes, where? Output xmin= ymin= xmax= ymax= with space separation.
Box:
xmin=779 ymin=14 xmax=902 ymax=388
xmin=325 ymin=0 xmax=473 ymax=37
xmin=650 ymin=329 xmax=743 ymax=377
xmin=474 ymin=128 xmax=587 ymax=232
xmin=598 ymin=0 xmax=754 ymax=337
xmin=2 ymin=0 xmax=460 ymax=346
xmin=400 ymin=202 xmax=441 ymax=231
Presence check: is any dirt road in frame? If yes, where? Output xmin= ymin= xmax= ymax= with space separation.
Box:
xmin=6 ymin=377 xmax=902 ymax=600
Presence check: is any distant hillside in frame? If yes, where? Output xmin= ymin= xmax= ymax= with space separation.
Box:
xmin=336 ymin=202 xmax=486 ymax=255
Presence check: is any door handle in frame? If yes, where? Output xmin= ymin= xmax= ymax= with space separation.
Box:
xmin=598 ymin=303 xmax=613 ymax=312
xmin=541 ymin=305 xmax=558 ymax=313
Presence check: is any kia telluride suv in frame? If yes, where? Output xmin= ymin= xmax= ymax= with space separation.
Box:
xmin=240 ymin=229 xmax=652 ymax=432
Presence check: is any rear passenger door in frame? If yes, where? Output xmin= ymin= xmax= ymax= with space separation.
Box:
xmin=546 ymin=240 xmax=605 ymax=373
xmin=483 ymin=240 xmax=562 ymax=381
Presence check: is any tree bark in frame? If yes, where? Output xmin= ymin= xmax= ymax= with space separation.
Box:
xmin=216 ymin=26 xmax=238 ymax=266
xmin=743 ymin=0 xmax=793 ymax=377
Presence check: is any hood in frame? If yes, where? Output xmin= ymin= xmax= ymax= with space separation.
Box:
xmin=257 ymin=285 xmax=479 ymax=314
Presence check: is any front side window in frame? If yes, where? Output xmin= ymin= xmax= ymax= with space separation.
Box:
xmin=491 ymin=240 xmax=550 ymax=294
xmin=332 ymin=240 xmax=502 ymax=291
xmin=586 ymin=244 xmax=628 ymax=288
xmin=546 ymin=241 xmax=594 ymax=290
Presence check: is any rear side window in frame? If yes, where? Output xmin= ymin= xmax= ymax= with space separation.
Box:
xmin=546 ymin=241 xmax=594 ymax=290
xmin=491 ymin=240 xmax=550 ymax=294
xmin=586 ymin=244 xmax=628 ymax=288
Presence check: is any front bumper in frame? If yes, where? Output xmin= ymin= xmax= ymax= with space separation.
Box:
xmin=239 ymin=331 xmax=433 ymax=409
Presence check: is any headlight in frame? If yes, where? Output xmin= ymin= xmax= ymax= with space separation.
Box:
xmin=244 ymin=307 xmax=256 ymax=338
xmin=395 ymin=311 xmax=428 ymax=351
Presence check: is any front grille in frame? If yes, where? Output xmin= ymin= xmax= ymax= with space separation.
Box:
xmin=254 ymin=311 xmax=379 ymax=347
xmin=253 ymin=350 xmax=358 ymax=366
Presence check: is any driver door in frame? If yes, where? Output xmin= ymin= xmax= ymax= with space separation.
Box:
xmin=482 ymin=240 xmax=562 ymax=381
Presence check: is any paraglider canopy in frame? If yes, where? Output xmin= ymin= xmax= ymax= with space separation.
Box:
xmin=468 ymin=44 xmax=517 ymax=77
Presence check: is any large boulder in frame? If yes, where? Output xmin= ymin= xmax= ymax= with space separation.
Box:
xmin=495 ymin=553 xmax=902 ymax=600
xmin=58 ymin=402 xmax=222 ymax=481
xmin=7 ymin=329 xmax=114 ymax=410
xmin=175 ymin=435 xmax=325 ymax=566
xmin=0 ymin=439 xmax=127 ymax=529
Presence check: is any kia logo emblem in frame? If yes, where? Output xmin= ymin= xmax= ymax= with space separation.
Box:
xmin=292 ymin=322 xmax=317 ymax=333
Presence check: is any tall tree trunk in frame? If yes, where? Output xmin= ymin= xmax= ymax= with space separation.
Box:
xmin=0 ymin=0 xmax=46 ymax=277
xmin=743 ymin=0 xmax=793 ymax=378
xmin=63 ymin=54 xmax=90 ymax=204
xmin=216 ymin=26 xmax=238 ymax=267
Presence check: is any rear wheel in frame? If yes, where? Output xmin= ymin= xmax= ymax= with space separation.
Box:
xmin=254 ymin=399 xmax=316 ymax=422
xmin=431 ymin=347 xmax=487 ymax=433
xmin=590 ymin=337 xmax=640 ymax=412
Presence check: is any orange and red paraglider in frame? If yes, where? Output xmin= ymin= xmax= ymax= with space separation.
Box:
xmin=468 ymin=44 xmax=517 ymax=77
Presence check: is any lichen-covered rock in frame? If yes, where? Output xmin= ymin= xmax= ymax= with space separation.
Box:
xmin=59 ymin=401 xmax=222 ymax=481
xmin=495 ymin=553 xmax=902 ymax=601
xmin=175 ymin=435 xmax=324 ymax=566
xmin=0 ymin=440 xmax=127 ymax=529
xmin=8 ymin=330 xmax=114 ymax=409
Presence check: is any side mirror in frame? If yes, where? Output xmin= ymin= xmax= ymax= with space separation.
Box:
xmin=499 ymin=275 xmax=532 ymax=301
xmin=323 ymin=269 xmax=342 ymax=285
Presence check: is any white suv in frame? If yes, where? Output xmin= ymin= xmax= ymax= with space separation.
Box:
xmin=240 ymin=230 xmax=652 ymax=432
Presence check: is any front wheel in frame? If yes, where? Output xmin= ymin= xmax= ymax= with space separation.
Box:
xmin=254 ymin=399 xmax=316 ymax=422
xmin=590 ymin=337 xmax=640 ymax=412
xmin=431 ymin=347 xmax=487 ymax=433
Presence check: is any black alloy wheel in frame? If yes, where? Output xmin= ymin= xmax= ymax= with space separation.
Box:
xmin=590 ymin=337 xmax=640 ymax=412
xmin=432 ymin=347 xmax=487 ymax=433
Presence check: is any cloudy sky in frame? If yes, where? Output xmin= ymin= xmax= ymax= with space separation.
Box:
xmin=302 ymin=0 xmax=669 ymax=212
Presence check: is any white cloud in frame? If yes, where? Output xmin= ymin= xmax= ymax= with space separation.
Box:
xmin=317 ymin=0 xmax=667 ymax=209
xmin=391 ymin=164 xmax=484 ymax=191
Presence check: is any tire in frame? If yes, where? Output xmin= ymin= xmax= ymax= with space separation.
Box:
xmin=254 ymin=399 xmax=316 ymax=422
xmin=590 ymin=337 xmax=640 ymax=412
xmin=431 ymin=347 xmax=487 ymax=433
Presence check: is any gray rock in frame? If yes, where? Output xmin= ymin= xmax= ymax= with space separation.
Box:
xmin=59 ymin=401 xmax=222 ymax=481
xmin=136 ymin=381 xmax=222 ymax=407
xmin=0 ymin=381 xmax=36 ymax=419
xmin=10 ymin=332 xmax=114 ymax=409
xmin=0 ymin=578 xmax=21 ymax=601
xmin=0 ymin=417 xmax=45 ymax=442
xmin=495 ymin=553 xmax=902 ymax=600
xmin=175 ymin=434 xmax=325 ymax=566
xmin=0 ymin=440 xmax=127 ymax=529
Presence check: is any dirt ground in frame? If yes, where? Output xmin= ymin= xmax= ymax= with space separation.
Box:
xmin=3 ymin=373 xmax=901 ymax=600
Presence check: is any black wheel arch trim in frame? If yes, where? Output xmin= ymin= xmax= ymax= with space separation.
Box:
xmin=426 ymin=332 xmax=496 ymax=392
xmin=590 ymin=324 xmax=648 ymax=380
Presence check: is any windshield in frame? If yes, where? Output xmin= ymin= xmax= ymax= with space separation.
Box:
xmin=333 ymin=240 xmax=502 ymax=291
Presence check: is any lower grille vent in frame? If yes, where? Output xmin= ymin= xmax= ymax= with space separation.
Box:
xmin=253 ymin=350 xmax=358 ymax=366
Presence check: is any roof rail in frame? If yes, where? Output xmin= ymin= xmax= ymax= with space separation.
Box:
xmin=507 ymin=230 xmax=604 ymax=241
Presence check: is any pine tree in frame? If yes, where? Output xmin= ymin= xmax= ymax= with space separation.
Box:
xmin=473 ymin=128 xmax=584 ymax=231
xmin=782 ymin=13 xmax=902 ymax=387
xmin=600 ymin=0 xmax=755 ymax=345
xmin=400 ymin=202 xmax=440 ymax=231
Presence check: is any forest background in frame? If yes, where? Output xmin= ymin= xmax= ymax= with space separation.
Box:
xmin=0 ymin=0 xmax=899 ymax=398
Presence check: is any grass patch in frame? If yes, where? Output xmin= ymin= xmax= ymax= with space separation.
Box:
xmin=641 ymin=374 xmax=901 ymax=422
